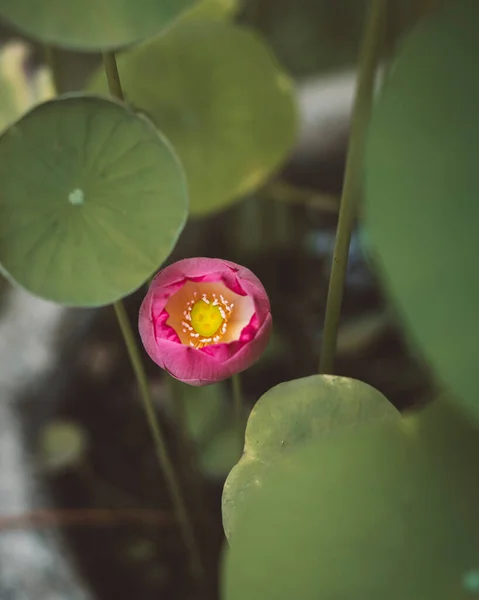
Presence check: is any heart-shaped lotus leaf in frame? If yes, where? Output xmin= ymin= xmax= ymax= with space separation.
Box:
xmin=365 ymin=0 xmax=479 ymax=423
xmin=0 ymin=93 xmax=187 ymax=306
xmin=222 ymin=374 xmax=398 ymax=541
xmin=89 ymin=20 xmax=298 ymax=216
xmin=222 ymin=400 xmax=479 ymax=600
xmin=0 ymin=0 xmax=197 ymax=52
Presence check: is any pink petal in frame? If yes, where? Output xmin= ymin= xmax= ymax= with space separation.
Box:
xmin=199 ymin=313 xmax=261 ymax=361
xmin=148 ymin=258 xmax=269 ymax=318
xmin=223 ymin=313 xmax=273 ymax=375
xmin=148 ymin=337 xmax=224 ymax=386
xmin=149 ymin=257 xmax=242 ymax=289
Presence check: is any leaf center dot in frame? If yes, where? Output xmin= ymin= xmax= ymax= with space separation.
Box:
xmin=68 ymin=188 xmax=85 ymax=206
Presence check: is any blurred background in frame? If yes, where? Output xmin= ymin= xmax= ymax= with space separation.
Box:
xmin=0 ymin=1 xmax=435 ymax=599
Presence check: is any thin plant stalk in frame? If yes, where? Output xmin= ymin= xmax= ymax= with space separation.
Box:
xmin=102 ymin=52 xmax=203 ymax=581
xmin=319 ymin=0 xmax=387 ymax=374
xmin=102 ymin=51 xmax=124 ymax=100
xmin=113 ymin=301 xmax=204 ymax=581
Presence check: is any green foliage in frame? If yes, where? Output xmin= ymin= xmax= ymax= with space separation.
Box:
xmin=178 ymin=383 xmax=243 ymax=478
xmin=365 ymin=0 xmax=479 ymax=423
xmin=89 ymin=20 xmax=298 ymax=216
xmin=1 ymin=2 xmax=476 ymax=597
xmin=222 ymin=375 xmax=398 ymax=540
xmin=40 ymin=419 xmax=87 ymax=472
xmin=183 ymin=0 xmax=240 ymax=22
xmin=0 ymin=0 xmax=197 ymax=51
xmin=222 ymin=400 xmax=479 ymax=600
xmin=0 ymin=94 xmax=187 ymax=306
xmin=249 ymin=0 xmax=430 ymax=77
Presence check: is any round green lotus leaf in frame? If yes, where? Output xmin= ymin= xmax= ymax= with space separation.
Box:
xmin=222 ymin=375 xmax=398 ymax=541
xmin=0 ymin=0 xmax=198 ymax=52
xmin=222 ymin=400 xmax=479 ymax=600
xmin=89 ymin=21 xmax=298 ymax=216
xmin=364 ymin=0 xmax=479 ymax=423
xmin=0 ymin=94 xmax=187 ymax=306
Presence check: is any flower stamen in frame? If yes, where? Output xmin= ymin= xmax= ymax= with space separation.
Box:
xmin=182 ymin=292 xmax=234 ymax=348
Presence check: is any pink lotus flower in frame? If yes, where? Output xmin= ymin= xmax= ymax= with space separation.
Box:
xmin=138 ymin=258 xmax=272 ymax=386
